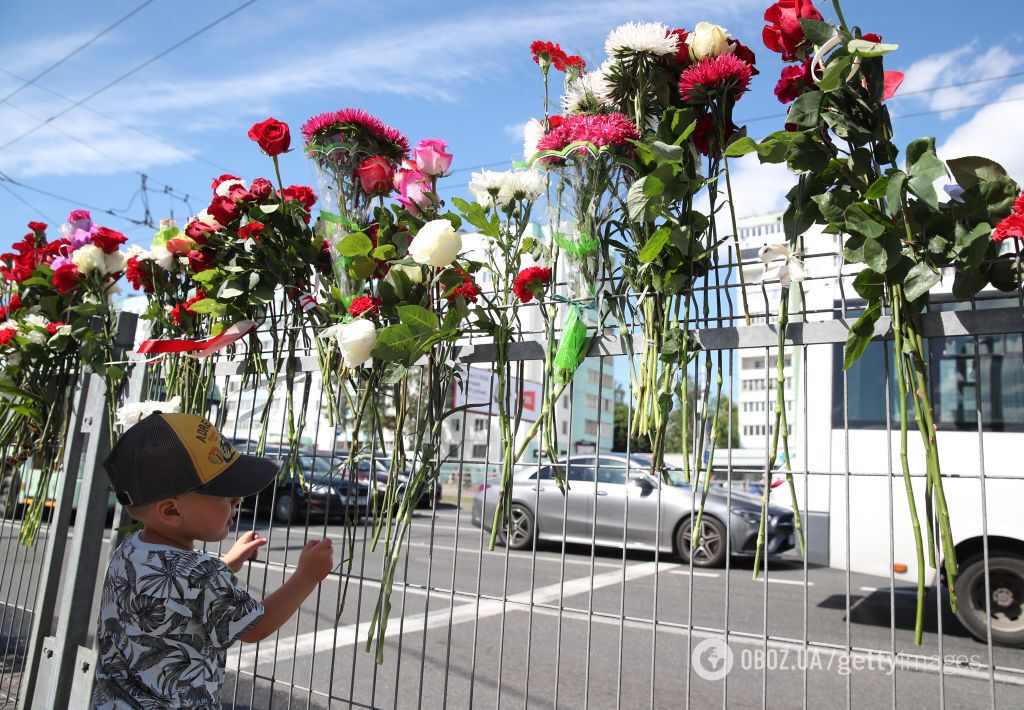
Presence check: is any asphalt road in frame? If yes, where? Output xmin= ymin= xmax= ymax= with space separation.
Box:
xmin=1 ymin=504 xmax=1023 ymax=709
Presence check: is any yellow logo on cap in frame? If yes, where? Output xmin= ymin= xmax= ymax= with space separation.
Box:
xmin=162 ymin=413 xmax=240 ymax=484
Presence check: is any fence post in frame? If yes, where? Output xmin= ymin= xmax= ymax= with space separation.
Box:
xmin=22 ymin=312 xmax=138 ymax=710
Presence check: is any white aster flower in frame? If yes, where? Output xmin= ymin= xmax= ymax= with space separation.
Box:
xmin=468 ymin=170 xmax=508 ymax=209
xmin=116 ymin=396 xmax=182 ymax=431
xmin=24 ymin=314 xmax=50 ymax=329
xmin=0 ymin=320 xmax=19 ymax=332
xmin=215 ymin=178 xmax=247 ymax=198
xmin=562 ymin=64 xmax=614 ymax=114
xmin=104 ymin=250 xmax=127 ymax=275
xmin=523 ymin=119 xmax=546 ymax=160
xmin=71 ymin=244 xmax=105 ymax=274
xmin=605 ymin=21 xmax=678 ymax=58
xmin=497 ymin=170 xmax=545 ymax=207
xmin=759 ymin=244 xmax=805 ymax=288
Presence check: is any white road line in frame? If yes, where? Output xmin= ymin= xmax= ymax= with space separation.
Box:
xmin=231 ymin=560 xmax=663 ymax=670
xmin=756 ymin=577 xmax=814 ymax=586
xmin=859 ymin=585 xmax=920 ymax=596
xmin=668 ymin=568 xmax=721 ymax=579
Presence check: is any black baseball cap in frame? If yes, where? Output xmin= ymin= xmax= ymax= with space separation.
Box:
xmin=103 ymin=412 xmax=280 ymax=507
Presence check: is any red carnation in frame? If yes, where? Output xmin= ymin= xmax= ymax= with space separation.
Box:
xmin=861 ymin=33 xmax=882 ymax=44
xmin=8 ymin=294 xmax=22 ymax=314
xmin=693 ymin=114 xmax=737 ymax=157
xmin=247 ymin=117 xmax=291 ymax=156
xmin=774 ymin=58 xmax=814 ymax=103
xmin=453 ymin=278 xmax=480 ymax=303
xmin=561 ymin=55 xmax=586 ymax=76
xmin=187 ymin=249 xmax=216 ymax=273
xmin=0 ymin=328 xmax=16 ymax=347
xmin=348 ymin=295 xmax=381 ymax=317
xmin=678 ymin=54 xmax=753 ymax=104
xmin=249 ymin=177 xmax=273 ymax=201
xmin=512 ymin=266 xmax=552 ymax=303
xmin=530 ymin=40 xmax=569 ymax=72
xmin=171 ymin=290 xmax=208 ymax=326
xmin=52 ymin=263 xmax=80 ymax=294
xmin=207 ymin=195 xmax=239 ymax=226
xmin=993 ymin=214 xmax=1024 ymax=243
xmin=27 ymin=221 xmax=47 ymax=233
xmin=238 ymin=221 xmax=265 ymax=240
xmin=763 ymin=0 xmax=823 ymax=62
xmin=536 ymin=113 xmax=639 ymax=157
xmin=125 ymin=256 xmax=154 ymax=293
xmin=1012 ymin=192 xmax=1024 ymax=215
xmin=91 ymin=226 xmax=128 ymax=254
xmin=356 ymin=155 xmax=395 ymax=196
xmin=211 ymin=174 xmax=241 ymax=192
xmin=45 ymin=321 xmax=66 ymax=335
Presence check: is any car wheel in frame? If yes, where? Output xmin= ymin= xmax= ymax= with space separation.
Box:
xmin=677 ymin=516 xmax=728 ymax=568
xmin=954 ymin=553 xmax=1024 ymax=647
xmin=273 ymin=493 xmax=298 ymax=524
xmin=498 ymin=503 xmax=534 ymax=551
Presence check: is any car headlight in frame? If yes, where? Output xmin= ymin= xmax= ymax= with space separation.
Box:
xmin=738 ymin=511 xmax=761 ymax=525
xmin=309 ymin=483 xmax=331 ymax=495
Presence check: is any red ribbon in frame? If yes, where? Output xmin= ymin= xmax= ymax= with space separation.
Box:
xmin=137 ymin=320 xmax=258 ymax=359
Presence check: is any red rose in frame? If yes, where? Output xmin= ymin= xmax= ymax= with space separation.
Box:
xmin=280 ymin=185 xmax=317 ymax=211
xmin=249 ymin=177 xmax=273 ymax=201
xmin=247 ymin=117 xmax=291 ymax=156
xmin=211 ymin=174 xmax=241 ymax=192
xmin=355 ymin=155 xmax=395 ymax=196
xmin=187 ymin=248 xmax=217 ymax=273
xmin=512 ymin=266 xmax=552 ymax=303
xmin=238 ymin=221 xmax=265 ymax=240
xmin=763 ymin=0 xmax=823 ymax=62
xmin=729 ymin=39 xmax=759 ymax=75
xmin=27 ymin=221 xmax=47 ymax=233
xmin=207 ymin=195 xmax=239 ymax=226
xmin=52 ymin=263 xmax=80 ymax=294
xmin=170 ymin=290 xmax=208 ymax=327
xmin=669 ymin=29 xmax=691 ymax=65
xmin=45 ymin=321 xmax=66 ymax=335
xmin=348 ymin=295 xmax=381 ymax=317
xmin=90 ymin=226 xmax=128 ymax=254
xmin=774 ymin=58 xmax=813 ymax=103
xmin=227 ymin=183 xmax=253 ymax=203
xmin=185 ymin=219 xmax=216 ymax=243
xmin=0 ymin=328 xmax=16 ymax=347
xmin=861 ymin=33 xmax=882 ymax=43
xmin=8 ymin=294 xmax=22 ymax=314
xmin=166 ymin=236 xmax=196 ymax=256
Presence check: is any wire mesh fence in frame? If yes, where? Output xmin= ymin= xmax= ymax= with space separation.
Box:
xmin=0 ymin=240 xmax=1023 ymax=709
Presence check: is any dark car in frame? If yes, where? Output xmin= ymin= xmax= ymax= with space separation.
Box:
xmin=239 ymin=447 xmax=372 ymax=524
xmin=472 ymin=453 xmax=795 ymax=567
xmin=345 ymin=451 xmax=442 ymax=511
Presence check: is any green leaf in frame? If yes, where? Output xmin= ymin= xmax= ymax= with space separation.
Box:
xmin=813 ymin=189 xmax=856 ymax=225
xmin=786 ymin=91 xmax=823 ymax=129
xmin=185 ymin=298 xmax=225 ymax=316
xmin=724 ymin=136 xmax=757 ymax=157
xmin=190 ymin=268 xmax=219 ymax=286
xmin=845 ymin=202 xmax=889 ymax=239
xmin=863 ymin=235 xmax=900 ymax=273
xmin=638 ymin=228 xmax=671 ymax=264
xmin=398 ymin=304 xmax=439 ymax=337
xmin=903 ymin=261 xmax=941 ymax=302
xmin=847 ymin=39 xmax=899 ymax=57
xmin=372 ymin=324 xmax=418 ymax=363
xmin=947 ymin=156 xmax=1009 ymax=189
xmin=337 ymin=232 xmax=373 ymax=257
xmin=905 ymin=137 xmax=946 ymax=210
xmin=626 ymin=177 xmax=651 ymax=221
xmin=800 ymin=18 xmax=837 ymax=47
xmin=786 ymin=133 xmax=830 ymax=172
xmin=219 ymin=286 xmax=244 ymax=299
xmin=106 ymin=365 xmax=126 ymax=382
xmin=379 ymin=362 xmax=408 ymax=386
xmin=884 ymin=172 xmax=907 ymax=217
xmin=349 ymin=256 xmax=377 ymax=279
xmin=371 ymin=244 xmax=396 ymax=260
xmin=649 ymin=140 xmax=685 ymax=162
xmin=852 ymin=268 xmax=885 ymax=301
xmin=952 ymin=269 xmax=989 ymax=300
xmin=843 ymin=302 xmax=881 ymax=370
xmin=817 ymin=55 xmax=854 ymax=92
xmin=865 ymin=175 xmax=891 ymax=200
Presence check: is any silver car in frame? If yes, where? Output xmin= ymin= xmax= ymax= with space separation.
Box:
xmin=471 ymin=454 xmax=796 ymax=567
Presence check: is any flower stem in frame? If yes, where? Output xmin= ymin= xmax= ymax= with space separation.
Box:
xmin=723 ymin=155 xmax=751 ymax=325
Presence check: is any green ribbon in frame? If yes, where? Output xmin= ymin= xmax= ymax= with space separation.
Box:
xmin=553 ymin=230 xmax=600 ymax=258
xmin=319 ymin=212 xmax=362 ymax=232
xmin=553 ymin=304 xmax=590 ymax=385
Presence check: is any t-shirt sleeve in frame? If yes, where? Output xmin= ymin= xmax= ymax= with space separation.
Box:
xmin=201 ymin=560 xmax=264 ymax=649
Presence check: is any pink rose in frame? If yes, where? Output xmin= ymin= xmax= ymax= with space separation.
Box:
xmin=68 ymin=210 xmax=92 ymax=231
xmin=412 ymin=138 xmax=452 ymax=176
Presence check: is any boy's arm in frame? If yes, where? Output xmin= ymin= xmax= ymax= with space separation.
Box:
xmin=238 ymin=538 xmax=333 ymax=643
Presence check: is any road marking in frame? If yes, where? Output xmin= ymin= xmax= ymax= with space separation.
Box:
xmin=231 ymin=560 xmax=663 ymax=670
xmin=859 ymin=585 xmax=920 ymax=596
xmin=667 ymin=568 xmax=721 ymax=579
xmin=756 ymin=577 xmax=814 ymax=586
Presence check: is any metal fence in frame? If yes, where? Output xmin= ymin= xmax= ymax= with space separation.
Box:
xmin=1 ymin=254 xmax=1024 ymax=709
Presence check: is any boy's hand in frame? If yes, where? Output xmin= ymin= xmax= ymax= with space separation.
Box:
xmin=223 ymin=531 xmax=268 ymax=573
xmin=295 ymin=538 xmax=334 ymax=584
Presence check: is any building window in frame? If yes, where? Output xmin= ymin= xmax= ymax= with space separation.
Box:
xmin=584 ymin=419 xmax=599 ymax=435
xmin=472 ymin=444 xmax=488 ymax=459
xmin=451 ymin=419 xmax=460 ymax=432
xmin=587 ymin=369 xmax=600 ymax=384
xmin=586 ymin=393 xmax=599 ymax=409
xmin=449 ymin=444 xmax=459 ymax=456
xmin=474 ymin=418 xmax=488 ymax=432
xmin=603 ymin=398 xmax=611 ymax=411
xmin=562 ymin=420 xmax=569 ymax=435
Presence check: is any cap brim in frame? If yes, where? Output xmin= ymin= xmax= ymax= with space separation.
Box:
xmin=192 ymin=453 xmax=281 ymax=498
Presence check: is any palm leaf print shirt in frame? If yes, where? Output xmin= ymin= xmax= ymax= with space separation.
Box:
xmin=92 ymin=534 xmax=264 ymax=709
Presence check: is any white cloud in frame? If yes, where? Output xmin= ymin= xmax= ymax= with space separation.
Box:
xmin=696 ymin=155 xmax=795 ymax=219
xmin=937 ymin=82 xmax=1024 ymax=180
xmin=503 ymin=121 xmax=527 ymax=141
xmin=896 ymin=42 xmax=1021 ymax=117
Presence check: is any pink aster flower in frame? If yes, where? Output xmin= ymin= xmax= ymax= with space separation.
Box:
xmin=536 ymin=113 xmax=640 ymax=158
xmin=678 ymin=54 xmax=753 ymax=104
xmin=301 ymin=108 xmax=409 ymax=158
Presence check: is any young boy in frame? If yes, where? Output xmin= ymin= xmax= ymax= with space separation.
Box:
xmin=91 ymin=412 xmax=334 ymax=708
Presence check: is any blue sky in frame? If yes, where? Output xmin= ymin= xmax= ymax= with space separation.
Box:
xmin=0 ymin=0 xmax=1021 ymax=247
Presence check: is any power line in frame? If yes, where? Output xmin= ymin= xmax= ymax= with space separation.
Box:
xmin=0 ymin=171 xmax=156 ymax=229
xmin=0 ymin=181 xmax=59 ymax=225
xmin=0 ymin=0 xmax=160 ymax=106
xmin=0 ymin=0 xmax=258 ymax=153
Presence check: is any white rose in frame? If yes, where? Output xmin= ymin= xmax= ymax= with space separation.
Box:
xmin=105 ymin=250 xmax=127 ymax=275
xmin=687 ymin=22 xmax=731 ymax=60
xmin=387 ymin=264 xmax=424 ymax=286
xmin=319 ymin=320 xmax=377 ymax=368
xmin=408 ymin=219 xmax=462 ymax=268
xmin=51 ymin=324 xmax=71 ymax=339
xmin=24 ymin=314 xmax=50 ymax=329
xmin=215 ymin=178 xmax=247 ymax=198
xmin=26 ymin=330 xmax=46 ymax=346
xmin=71 ymin=244 xmax=106 ymax=274
xmin=195 ymin=209 xmax=221 ymax=228
xmin=149 ymin=244 xmax=175 ymax=271
xmin=115 ymin=396 xmax=182 ymax=431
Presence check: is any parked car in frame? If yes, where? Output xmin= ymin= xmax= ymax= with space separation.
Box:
xmin=471 ymin=454 xmax=795 ymax=567
xmin=239 ymin=447 xmax=372 ymax=524
xmin=341 ymin=451 xmax=442 ymax=511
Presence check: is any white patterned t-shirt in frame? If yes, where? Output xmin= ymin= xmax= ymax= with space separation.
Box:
xmin=91 ymin=533 xmax=264 ymax=709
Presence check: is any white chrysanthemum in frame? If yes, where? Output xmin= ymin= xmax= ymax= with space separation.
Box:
xmin=0 ymin=320 xmax=18 ymax=332
xmin=115 ymin=396 xmax=182 ymax=430
xmin=25 ymin=330 xmax=46 ymax=346
xmin=24 ymin=314 xmax=50 ymax=329
xmin=71 ymin=244 xmax=105 ymax=274
xmin=523 ymin=119 xmax=546 ymax=160
xmin=468 ymin=170 xmax=508 ymax=209
xmin=149 ymin=244 xmax=175 ymax=271
xmin=498 ymin=170 xmax=545 ymax=207
xmin=562 ymin=64 xmax=614 ymax=114
xmin=125 ymin=244 xmax=148 ymax=260
xmin=605 ymin=21 xmax=678 ymax=57
xmin=215 ymin=178 xmax=247 ymax=198
xmin=104 ymin=250 xmax=126 ymax=275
